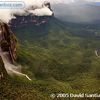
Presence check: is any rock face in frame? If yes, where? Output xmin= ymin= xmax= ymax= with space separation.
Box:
xmin=9 ymin=16 xmax=52 ymax=28
xmin=0 ymin=21 xmax=17 ymax=64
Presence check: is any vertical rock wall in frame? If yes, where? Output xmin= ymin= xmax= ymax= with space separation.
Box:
xmin=0 ymin=21 xmax=17 ymax=66
xmin=0 ymin=21 xmax=18 ymax=78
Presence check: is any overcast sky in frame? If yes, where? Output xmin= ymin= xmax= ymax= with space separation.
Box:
xmin=50 ymin=0 xmax=100 ymax=23
xmin=0 ymin=0 xmax=100 ymax=23
xmin=49 ymin=0 xmax=100 ymax=4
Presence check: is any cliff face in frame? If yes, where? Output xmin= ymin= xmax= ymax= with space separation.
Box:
xmin=0 ymin=21 xmax=17 ymax=78
xmin=0 ymin=21 xmax=17 ymax=64
xmin=9 ymin=16 xmax=52 ymax=28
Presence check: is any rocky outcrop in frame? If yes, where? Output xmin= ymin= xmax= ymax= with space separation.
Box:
xmin=0 ymin=21 xmax=17 ymax=64
xmin=43 ymin=1 xmax=53 ymax=11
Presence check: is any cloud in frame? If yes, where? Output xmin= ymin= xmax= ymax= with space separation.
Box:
xmin=28 ymin=7 xmax=53 ymax=16
xmin=0 ymin=0 xmax=53 ymax=23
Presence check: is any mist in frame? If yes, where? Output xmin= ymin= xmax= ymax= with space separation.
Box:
xmin=52 ymin=1 xmax=100 ymax=23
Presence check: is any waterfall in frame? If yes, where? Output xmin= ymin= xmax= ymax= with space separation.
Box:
xmin=0 ymin=47 xmax=32 ymax=81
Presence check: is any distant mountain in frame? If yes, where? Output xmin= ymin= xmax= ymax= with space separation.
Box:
xmin=9 ymin=2 xmax=54 ymax=28
xmin=9 ymin=15 xmax=53 ymax=28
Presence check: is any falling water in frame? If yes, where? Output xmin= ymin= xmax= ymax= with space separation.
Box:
xmin=0 ymin=47 xmax=32 ymax=81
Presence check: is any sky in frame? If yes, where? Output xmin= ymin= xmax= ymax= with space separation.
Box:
xmin=51 ymin=0 xmax=100 ymax=23
xmin=0 ymin=0 xmax=100 ymax=23
xmin=49 ymin=0 xmax=100 ymax=4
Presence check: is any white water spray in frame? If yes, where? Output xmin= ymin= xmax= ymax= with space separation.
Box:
xmin=0 ymin=47 xmax=32 ymax=81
